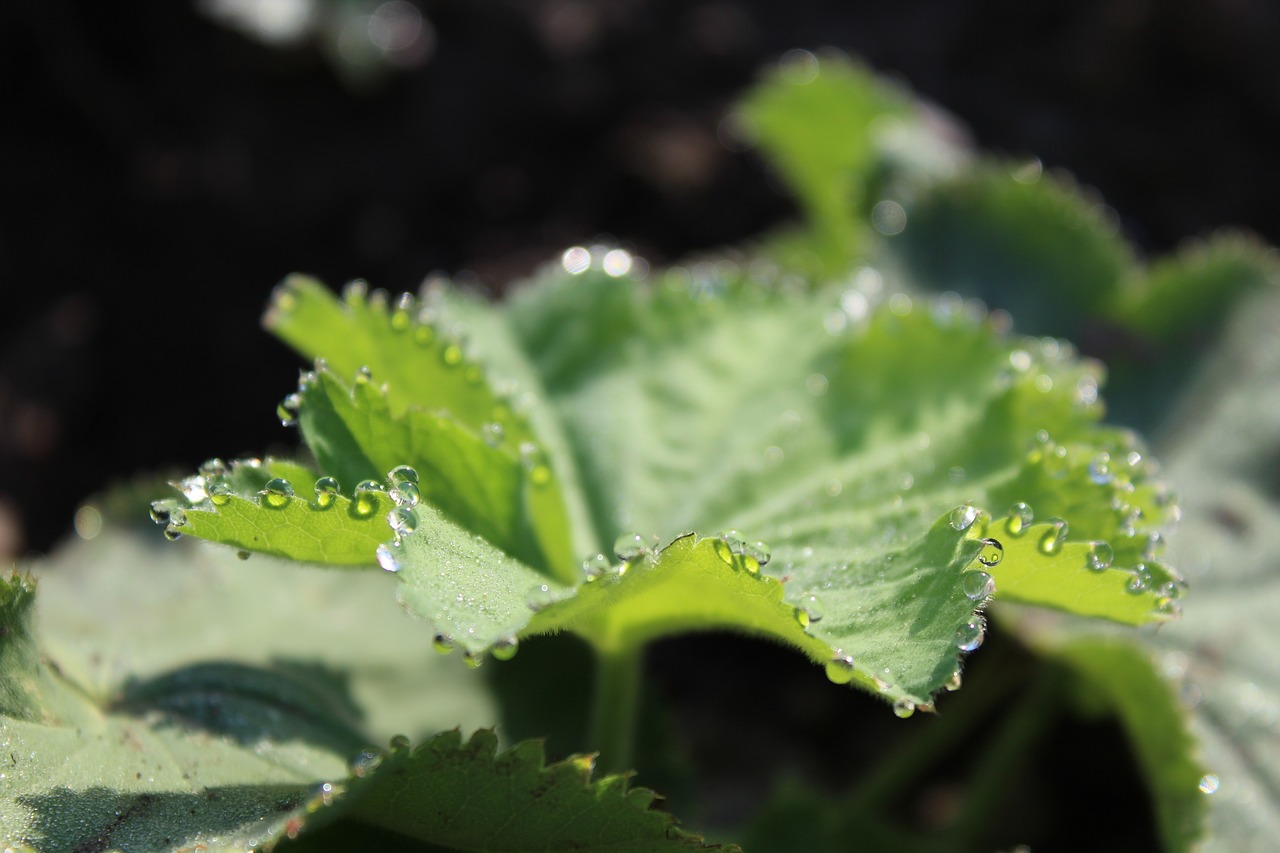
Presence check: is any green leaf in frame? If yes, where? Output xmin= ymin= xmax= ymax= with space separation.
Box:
xmin=378 ymin=264 xmax=1180 ymax=709
xmin=884 ymin=163 xmax=1136 ymax=337
xmin=737 ymin=52 xmax=947 ymax=277
xmin=298 ymin=729 xmax=734 ymax=851
xmin=154 ymin=458 xmax=395 ymax=566
xmin=1132 ymin=286 xmax=1280 ymax=847
xmin=264 ymin=276 xmax=578 ymax=582
xmin=1 ymin=529 xmax=500 ymax=852
xmin=1054 ymin=638 xmax=1208 ymax=852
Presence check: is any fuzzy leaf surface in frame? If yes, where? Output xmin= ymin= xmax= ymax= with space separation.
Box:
xmin=375 ymin=262 xmax=1181 ymax=707
xmin=299 ymin=729 xmax=733 ymax=851
xmin=0 ymin=531 xmax=499 ymax=853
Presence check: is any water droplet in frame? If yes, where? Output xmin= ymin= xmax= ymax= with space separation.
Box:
xmin=1143 ymin=531 xmax=1165 ymax=561
xmin=962 ymin=571 xmax=995 ymax=601
xmin=976 ymin=538 xmax=1004 ymax=567
xmin=1086 ymin=541 xmax=1113 ymax=572
xmin=356 ymin=364 xmax=374 ymax=383
xmin=712 ymin=538 xmax=734 ymax=565
xmin=375 ymin=543 xmax=401 ymax=573
xmin=389 ymin=733 xmax=411 ymax=751
xmin=176 ymin=475 xmax=208 ymax=503
xmin=389 ymin=480 xmax=421 ymax=507
xmin=1198 ymin=774 xmax=1220 ymax=795
xmin=491 ymin=637 xmax=519 ymax=661
xmin=956 ymin=617 xmax=986 ymax=652
xmin=892 ymin=698 xmax=916 ymax=718
xmin=945 ymin=669 xmax=963 ymax=691
xmin=388 ymin=507 xmax=418 ymax=536
xmin=797 ymin=593 xmax=825 ymax=624
xmin=463 ymin=652 xmax=484 ymax=669
xmin=163 ymin=525 xmax=183 ymax=541
xmin=441 ymin=344 xmax=464 ymax=367
xmin=149 ymin=501 xmax=173 ymax=524
xmin=388 ymin=465 xmax=418 ymax=485
xmin=348 ymin=750 xmax=382 ymax=778
xmin=311 ymin=477 xmax=340 ymax=508
xmin=1039 ymin=518 xmax=1068 ymax=554
xmin=745 ymin=540 xmax=771 ymax=566
xmin=432 ymin=634 xmax=453 ymax=655
xmin=199 ymin=457 xmax=228 ymax=479
xmin=582 ymin=553 xmax=611 ymax=581
xmin=259 ymin=478 xmax=294 ymax=509
xmin=613 ymin=532 xmax=649 ymax=562
xmin=562 ymin=246 xmax=591 ymax=274
xmin=1088 ymin=452 xmax=1113 ymax=485
xmin=1126 ymin=564 xmax=1152 ymax=594
xmin=482 ymin=422 xmax=504 ymax=447
xmin=951 ymin=504 xmax=979 ymax=532
xmin=1006 ymin=502 xmax=1033 ymax=535
xmin=237 ymin=549 xmax=251 ymax=560
xmin=825 ymin=654 xmax=856 ymax=685
xmin=277 ymin=393 xmax=302 ymax=427
xmin=414 ymin=325 xmax=436 ymax=346
xmin=526 ymin=583 xmax=554 ymax=611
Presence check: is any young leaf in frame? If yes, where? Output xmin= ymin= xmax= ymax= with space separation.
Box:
xmin=293 ymin=730 xmax=735 ymax=851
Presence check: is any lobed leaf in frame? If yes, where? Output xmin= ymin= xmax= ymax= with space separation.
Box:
xmin=295 ymin=729 xmax=734 ymax=851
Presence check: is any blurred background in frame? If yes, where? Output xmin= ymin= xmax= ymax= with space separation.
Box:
xmin=3 ymin=0 xmax=1280 ymax=559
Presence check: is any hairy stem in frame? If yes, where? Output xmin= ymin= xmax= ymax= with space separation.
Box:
xmin=590 ymin=644 xmax=644 ymax=776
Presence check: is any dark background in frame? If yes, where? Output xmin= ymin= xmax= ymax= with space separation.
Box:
xmin=4 ymin=0 xmax=1280 ymax=558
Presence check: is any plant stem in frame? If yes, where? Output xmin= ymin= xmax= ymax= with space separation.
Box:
xmin=590 ymin=643 xmax=644 ymax=776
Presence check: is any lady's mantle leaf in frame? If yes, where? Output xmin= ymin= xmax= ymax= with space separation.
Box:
xmin=299 ymin=729 xmax=734 ymax=851
xmin=1055 ymin=639 xmax=1208 ymax=853
xmin=1 ymin=530 xmax=501 ymax=853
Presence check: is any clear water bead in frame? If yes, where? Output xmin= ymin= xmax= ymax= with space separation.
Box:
xmin=313 ymin=476 xmax=340 ymax=508
xmin=797 ymin=593 xmax=825 ymax=624
xmin=388 ymin=465 xmax=418 ymax=484
xmin=1086 ymin=541 xmax=1113 ymax=572
xmin=525 ymin=583 xmax=554 ymax=611
xmin=388 ymin=507 xmax=418 ymax=536
xmin=277 ymin=393 xmax=302 ymax=427
xmin=582 ymin=553 xmax=611 ymax=581
xmin=1088 ymin=452 xmax=1113 ymax=485
xmin=1198 ymin=774 xmax=1220 ymax=795
xmin=491 ymin=637 xmax=519 ymax=661
xmin=260 ymin=478 xmax=294 ymax=509
xmin=976 ymin=538 xmax=1004 ymax=567
xmin=956 ymin=617 xmax=986 ymax=652
xmin=375 ymin=543 xmax=401 ymax=573
xmin=1126 ymin=564 xmax=1152 ymax=594
xmin=432 ymin=634 xmax=453 ymax=655
xmin=950 ymin=504 xmax=980 ymax=532
xmin=389 ymin=480 xmax=421 ymax=508
xmin=825 ymin=654 xmax=856 ymax=685
xmin=962 ymin=571 xmax=995 ymax=601
xmin=1039 ymin=518 xmax=1068 ymax=554
xmin=177 ymin=475 xmax=208 ymax=504
xmin=892 ymin=698 xmax=916 ymax=719
xmin=1003 ymin=499 xmax=1034 ymax=532
xmin=613 ymin=532 xmax=649 ymax=562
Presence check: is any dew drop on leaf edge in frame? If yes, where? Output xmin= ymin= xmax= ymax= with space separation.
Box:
xmin=1086 ymin=541 xmax=1113 ymax=572
xmin=1006 ymin=502 xmax=1033 ymax=536
xmin=956 ymin=617 xmax=985 ymax=652
xmin=313 ymin=476 xmax=340 ymax=508
xmin=962 ymin=570 xmax=995 ymax=601
xmin=825 ymin=654 xmax=855 ymax=685
xmin=613 ymin=533 xmax=648 ymax=562
xmin=491 ymin=636 xmax=519 ymax=661
xmin=260 ymin=478 xmax=294 ymax=509
xmin=893 ymin=699 xmax=916 ymax=719
xmin=376 ymin=543 xmax=401 ymax=573
xmin=976 ymin=538 xmax=1003 ymax=567
xmin=1039 ymin=518 xmax=1068 ymax=555
xmin=950 ymin=504 xmax=979 ymax=532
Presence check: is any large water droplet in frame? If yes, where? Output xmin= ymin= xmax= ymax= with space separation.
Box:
xmin=797 ymin=593 xmax=825 ymax=625
xmin=199 ymin=457 xmax=229 ymax=480
xmin=389 ymin=480 xmax=421 ymax=508
xmin=433 ymin=634 xmax=454 ymax=655
xmin=389 ymin=733 xmax=411 ymax=751
xmin=1198 ymin=774 xmax=1220 ymax=795
xmin=744 ymin=540 xmax=772 ymax=566
xmin=945 ymin=669 xmax=963 ymax=691
xmin=491 ymin=637 xmax=519 ymax=661
xmin=208 ymin=481 xmax=233 ymax=506
xmin=1126 ymin=564 xmax=1153 ymax=594
xmin=259 ymin=478 xmax=294 ymax=509
xmin=962 ymin=571 xmax=995 ymax=601
xmin=976 ymin=538 xmax=1004 ymax=567
xmin=1086 ymin=541 xmax=1113 ymax=572
xmin=956 ymin=617 xmax=986 ymax=652
xmin=375 ymin=543 xmax=401 ymax=573
xmin=582 ymin=553 xmax=611 ymax=581
xmin=613 ymin=533 xmax=649 ymax=562
xmin=1039 ymin=518 xmax=1067 ymax=554
xmin=825 ymin=654 xmax=856 ymax=685
xmin=463 ymin=652 xmax=484 ymax=669
xmin=353 ymin=480 xmax=383 ymax=517
xmin=313 ymin=476 xmax=340 ymax=508
xmin=277 ymin=393 xmax=302 ymax=427
xmin=482 ymin=422 xmax=504 ymax=447
xmin=1003 ymin=502 xmax=1034 ymax=535
xmin=526 ymin=584 xmax=554 ymax=611
xmin=177 ymin=475 xmax=208 ymax=504
xmin=892 ymin=698 xmax=916 ymax=719
xmin=388 ymin=507 xmax=418 ymax=536
xmin=388 ymin=465 xmax=418 ymax=485
xmin=951 ymin=504 xmax=980 ymax=532
xmin=149 ymin=501 xmax=172 ymax=525
xmin=348 ymin=750 xmax=382 ymax=778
